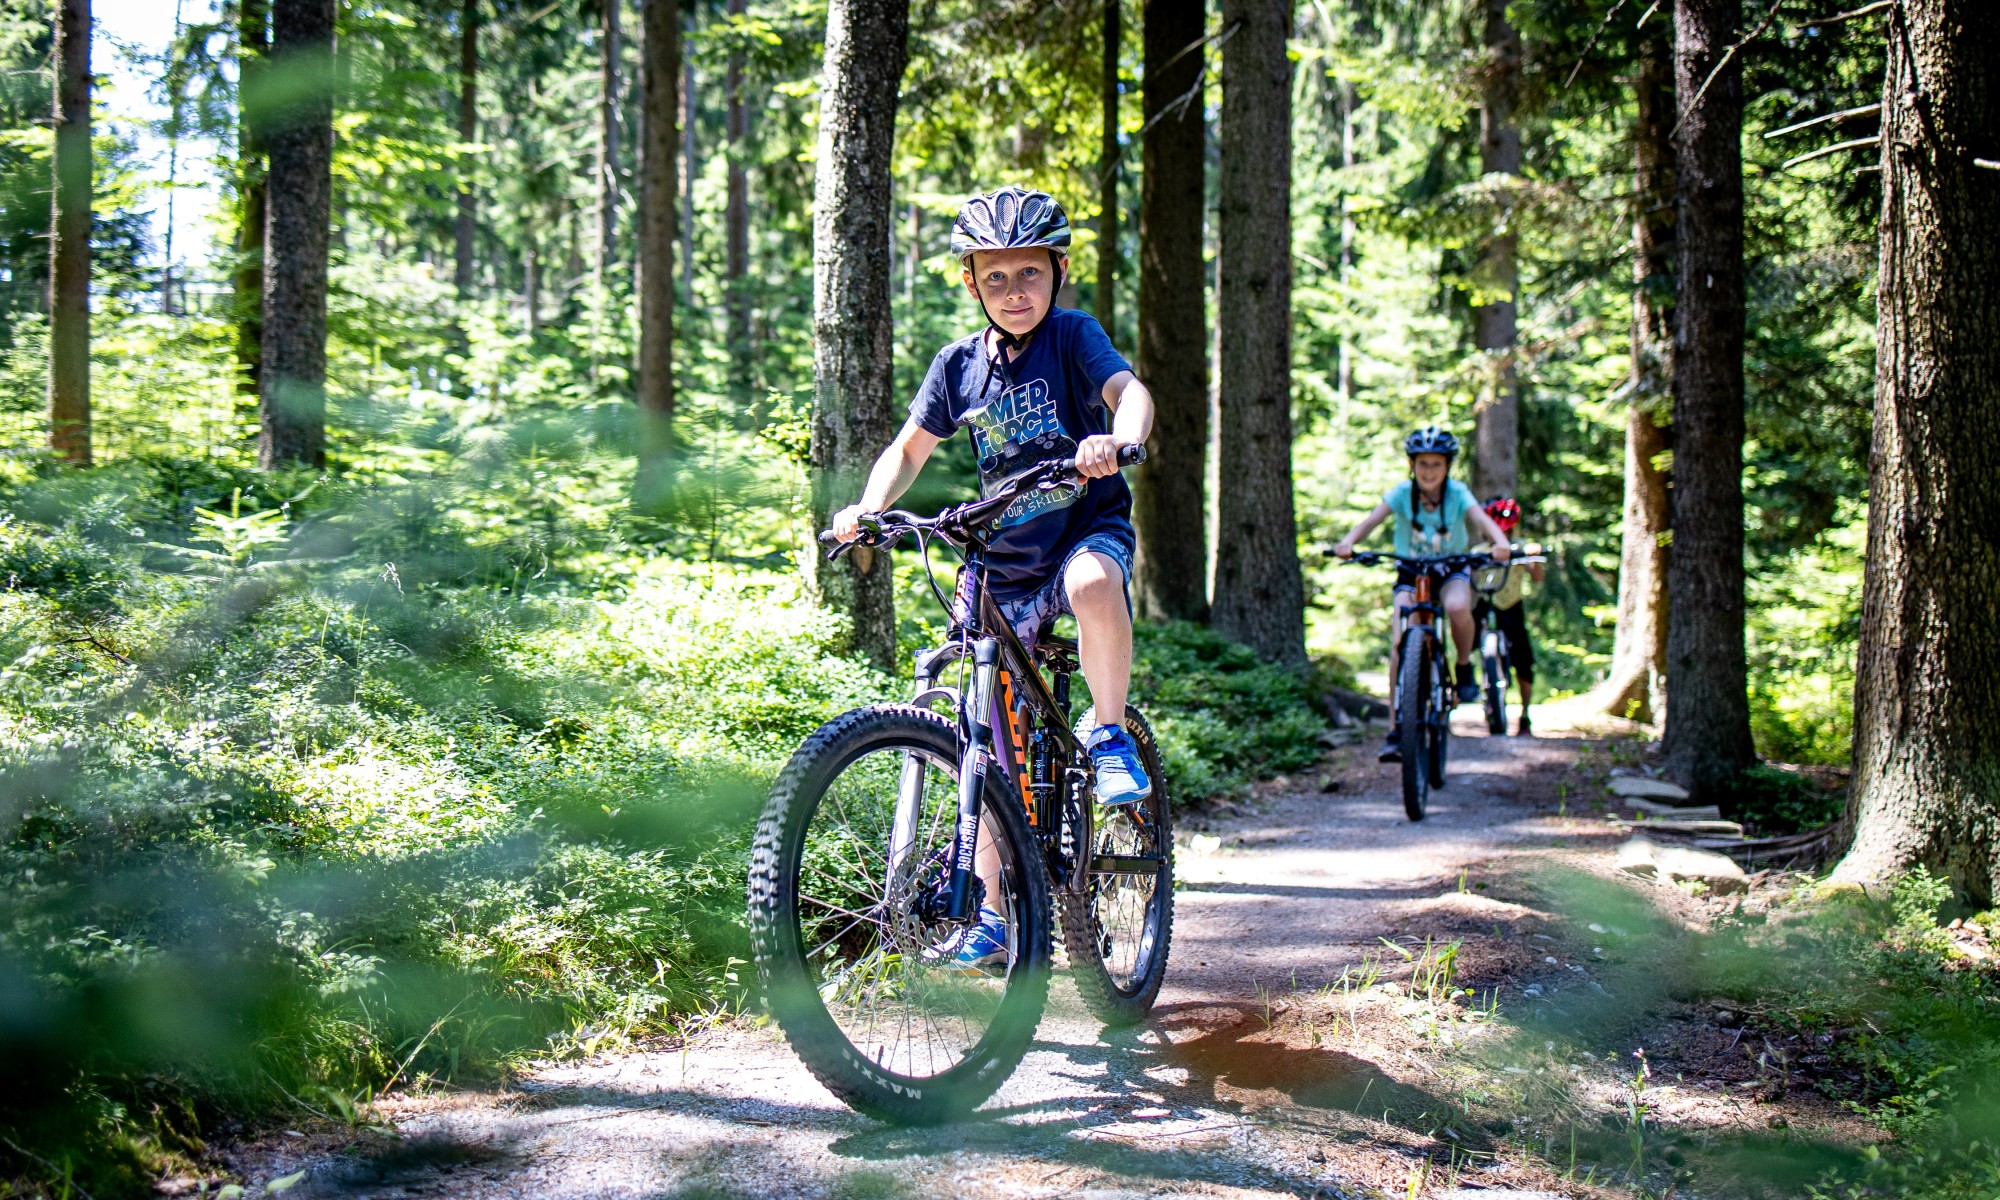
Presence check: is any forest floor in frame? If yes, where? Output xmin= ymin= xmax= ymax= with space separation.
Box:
xmin=202 ymin=705 xmax=1875 ymax=1200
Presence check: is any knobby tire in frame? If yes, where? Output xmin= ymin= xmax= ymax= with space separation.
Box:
xmin=1061 ymin=706 xmax=1175 ymax=1027
xmin=1398 ymin=628 xmax=1431 ymax=822
xmin=748 ymin=705 xmax=1052 ymax=1125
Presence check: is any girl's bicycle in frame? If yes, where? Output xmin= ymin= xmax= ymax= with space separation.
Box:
xmin=747 ymin=445 xmax=1173 ymax=1124
xmin=1333 ymin=550 xmax=1504 ymax=821
xmin=1471 ymin=555 xmax=1546 ymax=735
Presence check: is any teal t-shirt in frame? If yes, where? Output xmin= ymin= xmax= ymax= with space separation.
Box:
xmin=1385 ymin=478 xmax=1478 ymax=558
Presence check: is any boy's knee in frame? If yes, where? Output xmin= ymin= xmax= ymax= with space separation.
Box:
xmin=1065 ymin=552 xmax=1125 ymax=610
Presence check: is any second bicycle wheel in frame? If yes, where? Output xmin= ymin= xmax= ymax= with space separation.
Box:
xmin=748 ymin=704 xmax=1052 ymax=1124
xmin=1481 ymin=632 xmax=1507 ymax=736
xmin=1062 ymin=706 xmax=1174 ymax=1026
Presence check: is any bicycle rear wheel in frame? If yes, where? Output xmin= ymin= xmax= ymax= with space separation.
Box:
xmin=1398 ymin=628 xmax=1431 ymax=822
xmin=748 ymin=704 xmax=1052 ymax=1124
xmin=1062 ymin=706 xmax=1174 ymax=1027
xmin=1481 ymin=630 xmax=1507 ymax=736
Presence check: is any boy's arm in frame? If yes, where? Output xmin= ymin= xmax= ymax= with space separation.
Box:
xmin=831 ymin=418 xmax=942 ymax=541
xmin=1077 ymin=371 xmax=1154 ymax=478
xmin=1332 ymin=502 xmax=1393 ymax=558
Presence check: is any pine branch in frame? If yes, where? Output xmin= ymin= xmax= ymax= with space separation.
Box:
xmin=1764 ymin=102 xmax=1881 ymax=138
xmin=1782 ymin=135 xmax=1880 ymax=169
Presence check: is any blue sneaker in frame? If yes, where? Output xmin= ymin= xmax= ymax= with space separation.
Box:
xmin=926 ymin=907 xmax=1008 ymax=971
xmin=1087 ymin=723 xmax=1152 ymax=807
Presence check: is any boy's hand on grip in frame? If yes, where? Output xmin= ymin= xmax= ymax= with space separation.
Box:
xmin=830 ymin=504 xmax=868 ymax=543
xmin=1075 ymin=435 xmax=1127 ymax=479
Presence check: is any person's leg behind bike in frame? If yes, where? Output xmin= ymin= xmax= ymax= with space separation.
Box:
xmin=1495 ymin=600 xmax=1536 ymax=734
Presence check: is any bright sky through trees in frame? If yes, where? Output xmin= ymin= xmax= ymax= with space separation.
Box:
xmin=99 ymin=0 xmax=223 ymax=279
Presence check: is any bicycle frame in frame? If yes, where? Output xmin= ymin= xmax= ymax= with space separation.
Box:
xmin=843 ymin=449 xmax=1159 ymax=931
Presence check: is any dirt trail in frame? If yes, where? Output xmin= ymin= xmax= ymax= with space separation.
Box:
xmin=224 ymin=710 xmax=1614 ymax=1200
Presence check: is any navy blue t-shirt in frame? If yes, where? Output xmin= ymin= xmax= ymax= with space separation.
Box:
xmin=910 ymin=307 xmax=1135 ymax=600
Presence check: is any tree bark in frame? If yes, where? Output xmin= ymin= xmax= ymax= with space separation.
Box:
xmin=636 ymin=0 xmax=678 ymax=489
xmin=678 ymin=43 xmax=696 ymax=304
xmin=1660 ymin=0 xmax=1754 ymax=798
xmin=1097 ymin=0 xmax=1119 ymax=335
xmin=1832 ymin=0 xmax=2000 ymax=903
xmin=597 ymin=0 xmax=621 ymax=294
xmin=1132 ymin=0 xmax=1209 ymax=623
xmin=454 ymin=0 xmax=478 ymax=297
xmin=48 ymin=0 xmax=90 ymax=467
xmin=258 ymin=0 xmax=334 ymax=470
xmin=1596 ymin=19 xmax=1675 ymax=724
xmin=1212 ymin=0 xmax=1305 ymax=668
xmin=1470 ymin=0 xmax=1519 ymax=501
xmin=233 ymin=0 xmax=268 ymax=414
xmin=724 ymin=0 xmax=750 ymax=376
xmin=809 ymin=0 xmax=909 ymax=672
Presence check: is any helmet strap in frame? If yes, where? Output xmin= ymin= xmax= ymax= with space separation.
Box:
xmin=976 ymin=251 xmax=1066 ymax=369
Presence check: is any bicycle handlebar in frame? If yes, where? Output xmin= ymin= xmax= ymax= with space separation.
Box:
xmin=1329 ymin=548 xmax=1538 ymax=570
xmin=818 ymin=443 xmax=1147 ymax=560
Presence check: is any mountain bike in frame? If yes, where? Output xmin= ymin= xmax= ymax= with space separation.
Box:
xmin=1331 ymin=550 xmax=1502 ymax=821
xmin=747 ymin=445 xmax=1173 ymax=1125
xmin=1471 ymin=554 xmax=1546 ymax=736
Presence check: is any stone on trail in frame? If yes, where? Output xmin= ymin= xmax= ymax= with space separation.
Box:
xmin=1608 ymin=775 xmax=1692 ymax=802
xmin=1616 ymin=835 xmax=1749 ymax=894
xmin=1622 ymin=796 xmax=1723 ymax=820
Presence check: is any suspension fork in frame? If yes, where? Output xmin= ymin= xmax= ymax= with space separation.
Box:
xmin=944 ymin=637 xmax=1000 ymax=922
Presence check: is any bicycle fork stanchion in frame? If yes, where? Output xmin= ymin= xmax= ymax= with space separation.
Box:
xmin=945 ymin=637 xmax=1000 ymax=923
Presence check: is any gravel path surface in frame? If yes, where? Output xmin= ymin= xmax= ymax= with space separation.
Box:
xmin=224 ymin=711 xmax=1599 ymax=1200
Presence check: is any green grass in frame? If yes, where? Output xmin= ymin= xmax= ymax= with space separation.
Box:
xmin=0 ymin=448 xmax=1325 ymax=1195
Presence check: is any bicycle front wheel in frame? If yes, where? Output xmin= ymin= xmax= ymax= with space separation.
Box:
xmin=748 ymin=704 xmax=1052 ymax=1124
xmin=1062 ymin=706 xmax=1174 ymax=1027
xmin=1398 ymin=628 xmax=1432 ymax=822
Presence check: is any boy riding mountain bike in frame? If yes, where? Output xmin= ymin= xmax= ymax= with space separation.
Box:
xmin=829 ymin=185 xmax=1156 ymax=967
xmin=1330 ymin=426 xmax=1511 ymax=763
xmin=1474 ymin=496 xmax=1545 ymax=737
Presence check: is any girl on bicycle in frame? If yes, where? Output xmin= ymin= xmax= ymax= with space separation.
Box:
xmin=1330 ymin=426 xmax=1511 ymax=763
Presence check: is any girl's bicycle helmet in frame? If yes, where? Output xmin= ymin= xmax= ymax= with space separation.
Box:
xmin=1404 ymin=424 xmax=1460 ymax=460
xmin=1484 ymin=496 xmax=1522 ymax=533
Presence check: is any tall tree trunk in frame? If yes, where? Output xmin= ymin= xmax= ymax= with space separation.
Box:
xmin=1212 ymin=0 xmax=1304 ymax=668
xmin=1832 ymin=0 xmax=2000 ymax=903
xmin=259 ymin=0 xmax=334 ymax=469
xmin=1660 ymin=0 xmax=1754 ymax=798
xmin=1470 ymin=0 xmax=1519 ymax=501
xmin=724 ymin=0 xmax=750 ymax=377
xmin=809 ymin=0 xmax=910 ymax=671
xmin=1096 ymin=0 xmax=1119 ymax=335
xmin=524 ymin=235 xmax=540 ymax=335
xmin=47 ymin=0 xmax=90 ymax=467
xmin=679 ymin=45 xmax=697 ymax=304
xmin=234 ymin=0 xmax=268 ymax=414
xmin=636 ymin=0 xmax=678 ymax=492
xmin=1596 ymin=19 xmax=1675 ymax=723
xmin=1132 ymin=0 xmax=1209 ymax=623
xmin=454 ymin=0 xmax=478 ymax=297
xmin=597 ymin=0 xmax=621 ymax=293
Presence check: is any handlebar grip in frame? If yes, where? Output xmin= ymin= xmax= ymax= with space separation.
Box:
xmin=817 ymin=529 xmax=841 ymax=549
xmin=1117 ymin=443 xmax=1147 ymax=468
